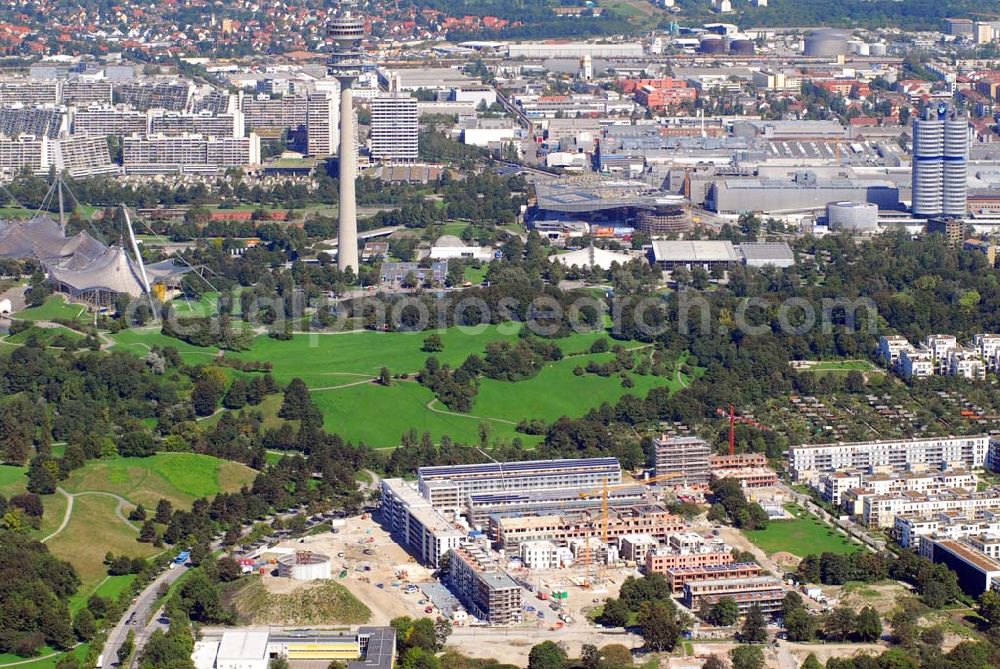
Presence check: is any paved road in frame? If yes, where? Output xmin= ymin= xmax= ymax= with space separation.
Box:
xmin=101 ymin=562 xmax=190 ymax=668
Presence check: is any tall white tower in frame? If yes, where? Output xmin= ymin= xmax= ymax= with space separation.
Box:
xmin=327 ymin=10 xmax=365 ymax=273
xmin=912 ymin=103 xmax=969 ymax=218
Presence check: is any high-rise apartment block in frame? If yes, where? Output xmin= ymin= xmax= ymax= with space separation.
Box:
xmin=122 ymin=133 xmax=261 ymax=174
xmin=307 ymin=92 xmax=339 ymax=157
xmin=370 ymin=94 xmax=418 ymax=162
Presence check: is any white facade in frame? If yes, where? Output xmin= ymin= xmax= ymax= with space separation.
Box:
xmin=380 ymin=478 xmax=465 ymax=567
xmin=865 ymin=490 xmax=1000 ymax=529
xmin=519 ymin=540 xmax=560 ymax=570
xmin=899 ymin=348 xmax=933 ymax=380
xmin=462 ymin=126 xmax=517 ymax=147
xmin=370 ymin=94 xmax=418 ymax=162
xmin=789 ymin=435 xmax=990 ymax=482
xmin=307 ymin=92 xmax=339 ymax=157
xmin=878 ymin=335 xmax=914 ymax=366
xmin=122 ymin=133 xmax=260 ymax=174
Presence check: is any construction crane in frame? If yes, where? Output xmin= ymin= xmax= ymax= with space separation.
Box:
xmin=716 ymin=403 xmax=768 ymax=456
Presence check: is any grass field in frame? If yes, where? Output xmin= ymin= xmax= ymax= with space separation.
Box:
xmin=45 ymin=494 xmax=158 ymax=592
xmin=228 ymin=576 xmax=371 ymax=626
xmin=0 ymin=644 xmax=90 ymax=669
xmin=109 ymin=327 xmax=223 ymax=364
xmin=111 ymin=323 xmax=695 ymax=446
xmin=4 ymin=324 xmax=86 ymax=346
xmin=794 ymin=359 xmax=879 ymax=372
xmin=0 ymin=465 xmax=66 ymax=539
xmin=745 ymin=504 xmax=861 ymax=557
xmin=14 ymin=295 xmax=87 ymax=323
xmin=61 ymin=453 xmax=258 ymax=509
xmin=463 ymin=265 xmax=489 ymax=284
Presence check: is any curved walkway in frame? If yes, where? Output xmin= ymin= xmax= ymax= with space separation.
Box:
xmin=425 ymin=398 xmax=518 ymax=426
xmin=43 ymin=487 xmax=139 ymax=543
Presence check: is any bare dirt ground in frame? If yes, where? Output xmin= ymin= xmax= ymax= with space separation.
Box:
xmin=267 ymin=514 xmax=433 ymax=625
xmin=820 ymin=581 xmax=912 ymax=615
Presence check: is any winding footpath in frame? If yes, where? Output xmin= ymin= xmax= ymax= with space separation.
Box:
xmin=42 ymin=488 xmax=139 ymax=544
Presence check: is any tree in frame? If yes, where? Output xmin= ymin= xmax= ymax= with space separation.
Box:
xmin=528 ymin=641 xmax=567 ymax=669
xmin=782 ymin=591 xmax=804 ymax=618
xmin=729 ymin=645 xmax=764 ymax=669
xmin=155 ymin=498 xmax=173 ymax=524
xmin=599 ymin=598 xmax=630 ymax=627
xmin=739 ymin=605 xmax=767 ymax=644
xmin=597 ymin=644 xmax=632 ymax=669
xmin=855 ymin=606 xmax=882 ymax=642
xmin=637 ymin=601 xmax=682 ymax=652
xmin=977 ymin=589 xmax=1000 ymax=629
xmin=118 ymin=629 xmax=135 ymax=665
xmin=784 ymin=608 xmax=816 ymax=642
xmin=581 ymin=644 xmax=600 ymax=669
xmin=378 ymin=367 xmax=392 ymax=386
xmin=702 ymin=655 xmax=727 ymax=669
xmin=128 ymin=504 xmax=147 ymax=522
xmin=800 ymin=654 xmax=822 ymax=669
xmin=823 ymin=606 xmax=856 ymax=642
xmin=279 ymin=378 xmax=313 ymax=420
xmin=27 ymin=459 xmax=58 ymax=495
xmin=422 ymin=334 xmax=443 ymax=352
xmin=270 ymin=658 xmax=290 ymax=669
xmin=72 ymin=609 xmax=96 ymax=641
xmin=138 ymin=520 xmax=157 ymax=543
xmin=707 ymin=597 xmax=740 ymax=626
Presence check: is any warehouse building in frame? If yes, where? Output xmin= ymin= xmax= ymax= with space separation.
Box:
xmin=707 ymin=172 xmax=900 ymax=214
xmin=507 ymin=42 xmax=644 ymax=59
xmin=193 ymin=628 xmax=396 ymax=669
xmin=647 ymin=240 xmax=739 ymax=271
xmin=447 ymin=544 xmax=523 ymax=625
xmin=417 ymin=457 xmax=622 ymax=513
xmin=738 ymin=242 xmax=795 ymax=268
xmin=379 ymin=478 xmax=465 ymax=567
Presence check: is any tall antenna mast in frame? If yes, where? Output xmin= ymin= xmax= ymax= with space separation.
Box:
xmin=122 ymin=205 xmax=158 ymax=318
xmin=57 ymin=177 xmax=66 ymax=234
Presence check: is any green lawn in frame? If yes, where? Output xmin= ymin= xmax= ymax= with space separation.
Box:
xmin=804 ymin=359 xmax=877 ymax=372
xmin=463 ymin=265 xmax=489 ymax=284
xmin=110 ymin=323 xmax=695 ymax=447
xmin=745 ymin=504 xmax=861 ymax=557
xmin=4 ymin=324 xmax=85 ymax=347
xmin=14 ymin=295 xmax=87 ymax=323
xmin=0 ymin=645 xmax=89 ymax=669
xmin=61 ymin=453 xmax=258 ymax=509
xmin=45 ymin=494 xmax=158 ymax=593
xmin=108 ymin=327 xmax=223 ymax=364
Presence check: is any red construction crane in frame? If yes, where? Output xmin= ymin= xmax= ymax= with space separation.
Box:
xmin=716 ymin=404 xmax=769 ymax=456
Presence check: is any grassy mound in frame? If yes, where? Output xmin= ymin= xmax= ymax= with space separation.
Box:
xmin=229 ymin=576 xmax=371 ymax=626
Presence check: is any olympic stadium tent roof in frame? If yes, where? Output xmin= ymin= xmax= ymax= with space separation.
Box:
xmin=0 ymin=216 xmax=108 ymax=267
xmin=47 ymin=246 xmax=189 ymax=298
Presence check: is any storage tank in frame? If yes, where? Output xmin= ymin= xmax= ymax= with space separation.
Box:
xmin=869 ymin=43 xmax=887 ymax=57
xmin=277 ymin=551 xmax=332 ymax=581
xmin=826 ymin=201 xmax=879 ymax=231
xmin=699 ymin=35 xmax=725 ymax=54
xmin=729 ymin=38 xmax=755 ymax=55
xmin=803 ymin=29 xmax=851 ymax=57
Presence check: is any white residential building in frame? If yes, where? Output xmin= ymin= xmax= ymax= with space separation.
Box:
xmin=370 ymin=94 xmax=418 ymax=163
xmin=899 ymin=348 xmax=933 ymax=380
xmin=306 ymin=92 xmax=338 ymax=157
xmin=519 ymin=541 xmax=561 ymax=570
xmin=789 ymin=435 xmax=990 ymax=482
xmin=864 ymin=489 xmax=1000 ymax=529
xmin=877 ymin=335 xmax=914 ymax=367
xmin=950 ymin=348 xmax=987 ymax=380
xmin=924 ymin=334 xmax=958 ymax=374
xmin=380 ymin=478 xmax=465 ymax=567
